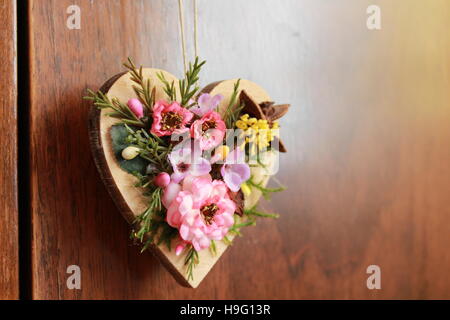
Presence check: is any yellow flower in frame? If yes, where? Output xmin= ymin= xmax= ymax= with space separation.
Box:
xmin=235 ymin=114 xmax=281 ymax=153
xmin=215 ymin=145 xmax=230 ymax=160
xmin=258 ymin=119 xmax=267 ymax=124
xmin=241 ymin=182 xmax=251 ymax=196
xmin=240 ymin=114 xmax=249 ymax=121
xmin=236 ymin=120 xmax=248 ymax=130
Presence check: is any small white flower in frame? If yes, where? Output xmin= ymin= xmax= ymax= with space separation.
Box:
xmin=121 ymin=146 xmax=140 ymax=160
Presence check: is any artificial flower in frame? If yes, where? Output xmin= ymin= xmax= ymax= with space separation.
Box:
xmin=151 ymin=100 xmax=193 ymax=137
xmin=239 ymin=90 xmax=289 ymax=152
xmin=220 ymin=148 xmax=250 ymax=192
xmin=240 ymin=182 xmax=251 ymax=197
xmin=236 ymin=113 xmax=279 ymax=149
xmin=190 ymin=111 xmax=226 ymax=150
xmin=121 ymin=146 xmax=140 ymax=160
xmin=168 ymin=139 xmax=211 ymax=183
xmin=210 ymin=145 xmax=230 ymax=164
xmin=166 ymin=175 xmax=235 ymax=251
xmin=127 ymin=98 xmax=144 ymax=118
xmin=154 ymin=172 xmax=170 ymax=188
xmin=162 ymin=182 xmax=181 ymax=209
xmin=175 ymin=241 xmax=188 ymax=256
xmin=190 ymin=93 xmax=224 ymax=117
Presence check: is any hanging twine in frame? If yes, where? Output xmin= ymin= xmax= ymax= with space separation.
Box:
xmin=178 ymin=0 xmax=199 ymax=74
xmin=178 ymin=0 xmax=188 ymax=74
xmin=194 ymin=0 xmax=199 ymax=57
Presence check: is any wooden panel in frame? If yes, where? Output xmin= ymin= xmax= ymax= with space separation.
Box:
xmin=0 ymin=0 xmax=18 ymax=300
xmin=29 ymin=0 xmax=450 ymax=299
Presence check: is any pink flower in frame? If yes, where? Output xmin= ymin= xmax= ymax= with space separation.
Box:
xmin=162 ymin=182 xmax=181 ymax=208
xmin=190 ymin=93 xmax=224 ymax=117
xmin=127 ymin=98 xmax=144 ymax=118
xmin=175 ymin=241 xmax=188 ymax=256
xmin=166 ymin=175 xmax=235 ymax=251
xmin=151 ymin=100 xmax=193 ymax=137
xmin=190 ymin=111 xmax=226 ymax=150
xmin=154 ymin=172 xmax=170 ymax=188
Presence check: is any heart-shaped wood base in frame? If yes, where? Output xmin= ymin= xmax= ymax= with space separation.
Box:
xmin=88 ymin=69 xmax=277 ymax=288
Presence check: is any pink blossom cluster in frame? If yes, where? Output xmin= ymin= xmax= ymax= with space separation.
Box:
xmin=128 ymin=93 xmax=251 ymax=254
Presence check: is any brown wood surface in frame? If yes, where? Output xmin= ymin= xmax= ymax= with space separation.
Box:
xmin=28 ymin=0 xmax=450 ymax=299
xmin=0 ymin=0 xmax=19 ymax=300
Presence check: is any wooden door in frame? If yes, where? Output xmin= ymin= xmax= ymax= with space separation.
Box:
xmin=0 ymin=0 xmax=18 ymax=300
xmin=26 ymin=0 xmax=450 ymax=299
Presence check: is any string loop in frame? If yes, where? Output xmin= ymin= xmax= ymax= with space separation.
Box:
xmin=178 ymin=0 xmax=198 ymax=74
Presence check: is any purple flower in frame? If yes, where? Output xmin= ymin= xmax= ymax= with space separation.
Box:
xmin=169 ymin=139 xmax=211 ymax=183
xmin=191 ymin=93 xmax=224 ymax=117
xmin=220 ymin=149 xmax=251 ymax=192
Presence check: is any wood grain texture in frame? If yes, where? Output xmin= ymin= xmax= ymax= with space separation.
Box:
xmin=28 ymin=0 xmax=450 ymax=299
xmin=0 ymin=0 xmax=19 ymax=300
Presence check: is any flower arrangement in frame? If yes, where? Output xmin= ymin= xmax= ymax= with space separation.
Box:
xmin=85 ymin=57 xmax=289 ymax=281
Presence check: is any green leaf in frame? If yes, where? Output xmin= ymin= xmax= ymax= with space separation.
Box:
xmin=224 ymin=79 xmax=241 ymax=128
xmin=110 ymin=124 xmax=148 ymax=174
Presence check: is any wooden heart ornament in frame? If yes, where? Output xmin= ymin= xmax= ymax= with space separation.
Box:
xmin=87 ymin=60 xmax=289 ymax=288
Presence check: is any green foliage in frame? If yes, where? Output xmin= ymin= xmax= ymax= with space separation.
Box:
xmin=222 ymin=235 xmax=232 ymax=246
xmin=121 ymin=124 xmax=171 ymax=172
xmin=133 ymin=187 xmax=163 ymax=242
xmin=110 ymin=124 xmax=148 ymax=175
xmin=179 ymin=57 xmax=206 ymax=106
xmin=185 ymin=246 xmax=199 ymax=282
xmin=229 ymin=219 xmax=256 ymax=237
xmin=247 ymin=176 xmax=286 ymax=200
xmin=157 ymin=72 xmax=177 ymax=102
xmin=123 ymin=57 xmax=155 ymax=112
xmin=110 ymin=121 xmax=172 ymax=187
xmin=84 ymin=89 xmax=145 ymax=127
xmin=132 ymin=187 xmax=179 ymax=253
xmin=224 ymin=79 xmax=243 ymax=128
xmin=209 ymin=240 xmax=217 ymax=256
xmin=156 ymin=57 xmax=206 ymax=107
xmin=227 ymin=205 xmax=279 ymax=239
xmin=244 ymin=205 xmax=280 ymax=219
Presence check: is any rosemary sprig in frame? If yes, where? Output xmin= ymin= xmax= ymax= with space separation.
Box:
xmin=157 ymin=72 xmax=177 ymax=102
xmin=225 ymin=203 xmax=280 ymax=242
xmin=244 ymin=205 xmax=279 ymax=219
xmin=132 ymin=172 xmax=152 ymax=189
xmin=224 ymin=79 xmax=242 ymax=128
xmin=84 ymin=89 xmax=145 ymax=127
xmin=229 ymin=219 xmax=257 ymax=236
xmin=179 ymin=57 xmax=206 ymax=106
xmin=133 ymin=187 xmax=163 ymax=242
xmin=131 ymin=187 xmax=178 ymax=253
xmin=222 ymin=235 xmax=232 ymax=246
xmin=123 ymin=57 xmax=155 ymax=112
xmin=209 ymin=240 xmax=217 ymax=256
xmin=185 ymin=246 xmax=199 ymax=282
xmin=247 ymin=176 xmax=286 ymax=200
xmin=123 ymin=124 xmax=171 ymax=172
